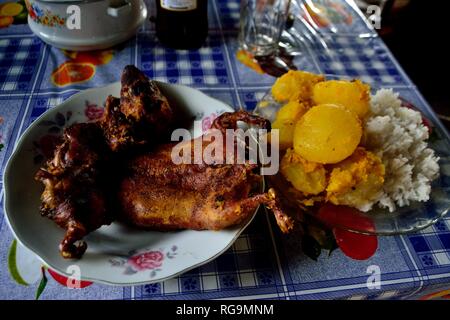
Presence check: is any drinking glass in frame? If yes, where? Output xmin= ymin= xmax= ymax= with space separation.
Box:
xmin=239 ymin=0 xmax=292 ymax=57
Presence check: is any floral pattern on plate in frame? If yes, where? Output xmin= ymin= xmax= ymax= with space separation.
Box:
xmin=32 ymin=100 xmax=104 ymax=164
xmin=109 ymin=246 xmax=178 ymax=278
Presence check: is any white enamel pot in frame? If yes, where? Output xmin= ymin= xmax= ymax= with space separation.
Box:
xmin=25 ymin=0 xmax=147 ymax=51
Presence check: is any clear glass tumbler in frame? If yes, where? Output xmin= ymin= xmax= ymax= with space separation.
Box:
xmin=239 ymin=0 xmax=292 ymax=57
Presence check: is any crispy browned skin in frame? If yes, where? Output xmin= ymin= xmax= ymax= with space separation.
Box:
xmin=35 ymin=123 xmax=112 ymax=259
xmin=120 ymin=65 xmax=174 ymax=126
xmin=99 ymin=95 xmax=135 ymax=152
xmin=99 ymin=65 xmax=176 ymax=151
xmin=211 ymin=110 xmax=271 ymax=133
xmin=119 ymin=112 xmax=294 ymax=233
xmin=36 ymin=66 xmax=178 ymax=259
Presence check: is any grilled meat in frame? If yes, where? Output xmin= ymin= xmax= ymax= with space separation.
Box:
xmin=119 ymin=111 xmax=294 ymax=233
xmin=99 ymin=65 xmax=176 ymax=152
xmin=35 ymin=123 xmax=112 ymax=259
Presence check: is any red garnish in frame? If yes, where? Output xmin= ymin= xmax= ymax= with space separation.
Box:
xmin=47 ymin=268 xmax=93 ymax=288
xmin=318 ymin=204 xmax=378 ymax=260
xmin=317 ymin=204 xmax=376 ymax=232
xmin=333 ymin=228 xmax=378 ymax=260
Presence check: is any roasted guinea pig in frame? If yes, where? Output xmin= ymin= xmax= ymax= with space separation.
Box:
xmin=35 ymin=65 xmax=178 ymax=259
xmin=35 ymin=123 xmax=113 ymax=259
xmin=119 ymin=111 xmax=294 ymax=233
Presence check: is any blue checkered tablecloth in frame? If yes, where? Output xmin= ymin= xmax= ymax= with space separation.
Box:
xmin=0 ymin=0 xmax=449 ymax=300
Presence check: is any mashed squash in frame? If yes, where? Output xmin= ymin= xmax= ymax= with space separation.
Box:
xmin=326 ymin=148 xmax=385 ymax=211
xmin=281 ymin=149 xmax=327 ymax=196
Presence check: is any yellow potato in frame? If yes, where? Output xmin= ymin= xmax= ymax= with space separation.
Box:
xmin=272 ymin=119 xmax=296 ymax=151
xmin=312 ymin=80 xmax=370 ymax=119
xmin=293 ymin=104 xmax=362 ymax=164
xmin=272 ymin=70 xmax=325 ymax=103
xmin=281 ymin=149 xmax=327 ymax=196
xmin=272 ymin=101 xmax=307 ymax=150
xmin=276 ymin=100 xmax=307 ymax=122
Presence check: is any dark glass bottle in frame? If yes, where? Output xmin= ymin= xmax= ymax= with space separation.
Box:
xmin=155 ymin=0 xmax=208 ymax=50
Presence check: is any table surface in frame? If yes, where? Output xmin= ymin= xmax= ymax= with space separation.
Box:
xmin=1 ymin=0 xmax=450 ymax=300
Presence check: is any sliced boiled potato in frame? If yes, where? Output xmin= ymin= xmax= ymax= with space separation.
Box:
xmin=272 ymin=70 xmax=325 ymax=103
xmin=281 ymin=148 xmax=327 ymax=196
xmin=276 ymin=100 xmax=307 ymax=122
xmin=272 ymin=119 xmax=296 ymax=151
xmin=312 ymin=80 xmax=370 ymax=119
xmin=293 ymin=104 xmax=362 ymax=164
xmin=271 ymin=101 xmax=307 ymax=150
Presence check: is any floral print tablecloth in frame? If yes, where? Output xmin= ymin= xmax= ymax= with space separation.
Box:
xmin=0 ymin=0 xmax=450 ymax=300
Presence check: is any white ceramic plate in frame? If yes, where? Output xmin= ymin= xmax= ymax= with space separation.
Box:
xmin=3 ymin=82 xmax=258 ymax=285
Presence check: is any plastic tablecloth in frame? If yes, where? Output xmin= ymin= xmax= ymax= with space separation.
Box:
xmin=0 ymin=0 xmax=449 ymax=300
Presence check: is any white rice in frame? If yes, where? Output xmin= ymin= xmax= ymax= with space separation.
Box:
xmin=364 ymin=89 xmax=440 ymax=212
